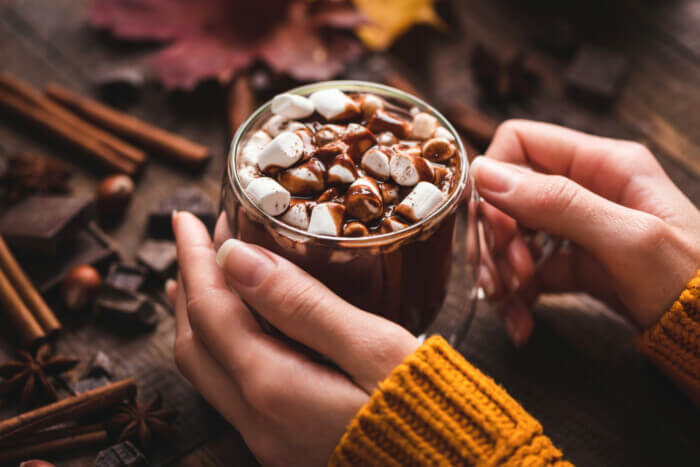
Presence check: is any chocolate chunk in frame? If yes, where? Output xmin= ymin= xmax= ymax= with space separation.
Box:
xmin=95 ymin=441 xmax=149 ymax=467
xmin=19 ymin=222 xmax=119 ymax=295
xmin=73 ymin=375 xmax=112 ymax=394
xmin=0 ymin=195 xmax=94 ymax=256
xmin=82 ymin=351 xmax=115 ymax=379
xmin=533 ymin=18 xmax=578 ymax=58
xmin=148 ymin=187 xmax=216 ymax=237
xmin=136 ymin=240 xmax=177 ymax=280
xmin=94 ymin=286 xmax=159 ymax=332
xmin=105 ymin=263 xmax=147 ymax=293
xmin=565 ymin=46 xmax=628 ymax=107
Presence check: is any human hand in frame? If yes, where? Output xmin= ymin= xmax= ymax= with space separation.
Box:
xmin=472 ymin=120 xmax=700 ymax=346
xmin=169 ymin=211 xmax=419 ymax=466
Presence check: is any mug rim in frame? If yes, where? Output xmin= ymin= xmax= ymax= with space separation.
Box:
xmin=227 ymin=80 xmax=469 ymax=247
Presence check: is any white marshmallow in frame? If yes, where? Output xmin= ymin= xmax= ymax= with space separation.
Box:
xmin=309 ymin=89 xmax=359 ymax=121
xmin=264 ymin=115 xmax=305 ymax=137
xmin=345 ymin=177 xmax=383 ymax=222
xmin=257 ymin=132 xmax=304 ymax=173
xmin=327 ymin=161 xmax=357 ymax=185
xmin=271 ymin=93 xmax=315 ymax=119
xmin=361 ymin=148 xmax=391 ymax=180
xmin=280 ymin=201 xmax=312 ymax=230
xmin=238 ymin=164 xmax=261 ymax=189
xmin=307 ymin=202 xmax=345 ymax=236
xmin=379 ymin=216 xmax=409 ymax=233
xmin=245 ymin=177 xmax=290 ymax=216
xmin=411 ymin=112 xmax=438 ymax=140
xmin=433 ymin=126 xmax=455 ymax=141
xmin=396 ymin=182 xmax=444 ymax=222
xmin=390 ymin=152 xmax=434 ymax=186
xmin=240 ymin=130 xmax=271 ymax=166
xmin=359 ymin=93 xmax=384 ymax=119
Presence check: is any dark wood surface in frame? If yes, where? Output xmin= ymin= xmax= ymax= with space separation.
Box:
xmin=0 ymin=0 xmax=699 ymax=465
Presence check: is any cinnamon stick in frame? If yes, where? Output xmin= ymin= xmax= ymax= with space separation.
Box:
xmin=0 ymin=73 xmax=147 ymax=167
xmin=0 ymin=427 xmax=108 ymax=463
xmin=0 ymin=88 xmax=139 ymax=175
xmin=227 ymin=73 xmax=255 ymax=139
xmin=444 ymin=101 xmax=499 ymax=150
xmin=46 ymin=82 xmax=211 ymax=168
xmin=0 ymin=234 xmax=61 ymax=335
xmin=0 ymin=378 xmax=136 ymax=441
xmin=0 ymin=265 xmax=45 ymax=347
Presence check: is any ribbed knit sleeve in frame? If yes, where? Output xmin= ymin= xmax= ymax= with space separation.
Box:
xmin=330 ymin=335 xmax=571 ymax=466
xmin=638 ymin=270 xmax=700 ymax=406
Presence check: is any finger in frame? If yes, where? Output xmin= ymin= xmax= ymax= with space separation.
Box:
xmin=479 ymin=201 xmax=517 ymax=253
xmin=471 ymin=157 xmax=659 ymax=261
xmin=172 ymin=274 xmax=253 ymax=431
xmin=485 ymin=120 xmax=671 ymax=203
xmin=499 ymin=295 xmax=534 ymax=348
xmin=172 ymin=211 xmax=261 ymax=377
xmin=165 ymin=278 xmax=177 ymax=307
xmin=505 ymin=233 xmax=535 ymax=294
xmin=215 ymin=238 xmax=419 ymax=392
xmin=478 ymin=225 xmax=505 ymax=301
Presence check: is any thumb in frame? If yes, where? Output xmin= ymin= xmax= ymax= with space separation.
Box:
xmin=215 ymin=238 xmax=418 ymax=392
xmin=471 ymin=157 xmax=656 ymax=261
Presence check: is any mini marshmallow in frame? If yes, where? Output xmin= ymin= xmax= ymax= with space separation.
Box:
xmin=389 ymin=151 xmax=435 ymax=186
xmin=379 ymin=216 xmax=409 ymax=234
xmin=342 ymin=123 xmax=376 ymax=162
xmin=395 ymin=181 xmax=444 ymax=222
xmin=361 ymin=147 xmax=391 ymax=180
xmin=327 ymin=154 xmax=357 ymax=185
xmin=309 ymin=89 xmax=360 ymax=121
xmin=280 ymin=199 xmax=313 ymax=230
xmin=314 ymin=124 xmax=345 ymax=146
xmin=358 ymin=93 xmax=384 ymax=119
xmin=238 ymin=164 xmax=261 ymax=189
xmin=376 ymin=131 xmax=398 ymax=146
xmin=257 ymin=132 xmax=304 ymax=174
xmin=368 ymin=110 xmax=411 ymax=139
xmin=378 ymin=182 xmax=400 ymax=204
xmin=344 ymin=177 xmax=383 ymax=222
xmin=411 ymin=112 xmax=438 ymax=140
xmin=308 ymin=202 xmax=346 ymax=236
xmin=264 ymin=115 xmax=305 ymax=137
xmin=277 ymin=158 xmax=326 ymax=196
xmin=271 ymin=93 xmax=315 ymax=119
xmin=433 ymin=126 xmax=455 ymax=141
xmin=422 ymin=137 xmax=456 ymax=162
xmin=240 ymin=130 xmax=272 ymax=166
xmin=316 ymin=187 xmax=339 ymax=203
xmin=245 ymin=177 xmax=290 ymax=216
xmin=343 ymin=221 xmax=369 ymax=237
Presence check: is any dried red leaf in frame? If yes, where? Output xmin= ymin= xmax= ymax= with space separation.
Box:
xmin=90 ymin=0 xmax=365 ymax=90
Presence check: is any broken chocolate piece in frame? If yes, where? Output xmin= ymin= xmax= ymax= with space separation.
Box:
xmin=94 ymin=286 xmax=160 ymax=332
xmin=95 ymin=441 xmax=149 ymax=467
xmin=73 ymin=375 xmax=112 ymax=394
xmin=148 ymin=187 xmax=216 ymax=236
xmin=105 ymin=263 xmax=147 ymax=293
xmin=19 ymin=222 xmax=119 ymax=295
xmin=533 ymin=17 xmax=578 ymax=58
xmin=136 ymin=240 xmax=177 ymax=280
xmin=82 ymin=350 xmax=115 ymax=379
xmin=565 ymin=46 xmax=628 ymax=107
xmin=0 ymin=195 xmax=94 ymax=256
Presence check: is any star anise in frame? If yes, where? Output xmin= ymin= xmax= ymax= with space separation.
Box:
xmin=0 ymin=152 xmax=72 ymax=203
xmin=109 ymin=393 xmax=178 ymax=449
xmin=0 ymin=343 xmax=79 ymax=410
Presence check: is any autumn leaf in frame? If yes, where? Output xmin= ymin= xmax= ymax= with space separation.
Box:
xmin=353 ymin=0 xmax=445 ymax=51
xmin=90 ymin=0 xmax=365 ymax=90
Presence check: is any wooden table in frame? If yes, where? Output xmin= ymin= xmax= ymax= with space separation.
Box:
xmin=0 ymin=0 xmax=699 ymax=465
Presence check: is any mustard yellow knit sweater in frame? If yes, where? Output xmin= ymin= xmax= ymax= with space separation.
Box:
xmin=330 ymin=271 xmax=700 ymax=466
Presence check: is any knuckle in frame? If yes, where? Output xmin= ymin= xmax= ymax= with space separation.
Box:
xmin=184 ymin=294 xmax=213 ymax=333
xmin=631 ymin=215 xmax=669 ymax=252
xmin=494 ymin=119 xmax=524 ymax=140
xmin=241 ymin=367 xmax=282 ymax=419
xmin=275 ymin=280 xmax=321 ymax=321
xmin=173 ymin=334 xmax=195 ymax=376
xmin=534 ymin=176 xmax=578 ymax=214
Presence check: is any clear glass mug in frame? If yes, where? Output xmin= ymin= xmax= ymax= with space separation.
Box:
xmin=216 ymin=81 xmax=481 ymax=345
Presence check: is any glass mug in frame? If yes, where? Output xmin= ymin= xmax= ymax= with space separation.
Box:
xmin=216 ymin=81 xmax=481 ymax=344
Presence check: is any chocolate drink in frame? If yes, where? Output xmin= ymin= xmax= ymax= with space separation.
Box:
xmin=220 ymin=83 xmax=468 ymax=335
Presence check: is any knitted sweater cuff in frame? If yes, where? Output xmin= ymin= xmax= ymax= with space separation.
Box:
xmin=330 ymin=335 xmax=571 ymax=466
xmin=637 ymin=270 xmax=700 ymax=406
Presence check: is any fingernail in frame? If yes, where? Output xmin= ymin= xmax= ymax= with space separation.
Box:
xmin=479 ymin=265 xmax=495 ymax=299
xmin=215 ymin=239 xmax=274 ymax=287
xmin=165 ymin=278 xmax=177 ymax=296
xmin=504 ymin=313 xmax=524 ymax=348
xmin=471 ymin=157 xmax=521 ymax=195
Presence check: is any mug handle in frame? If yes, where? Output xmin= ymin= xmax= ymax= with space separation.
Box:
xmin=446 ymin=189 xmax=564 ymax=348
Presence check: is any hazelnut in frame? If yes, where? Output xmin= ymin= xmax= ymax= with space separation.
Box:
xmin=343 ymin=222 xmax=369 ymax=237
xmin=96 ymin=174 xmax=134 ymax=216
xmin=61 ymin=265 xmax=102 ymax=312
xmin=422 ymin=137 xmax=456 ymax=162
